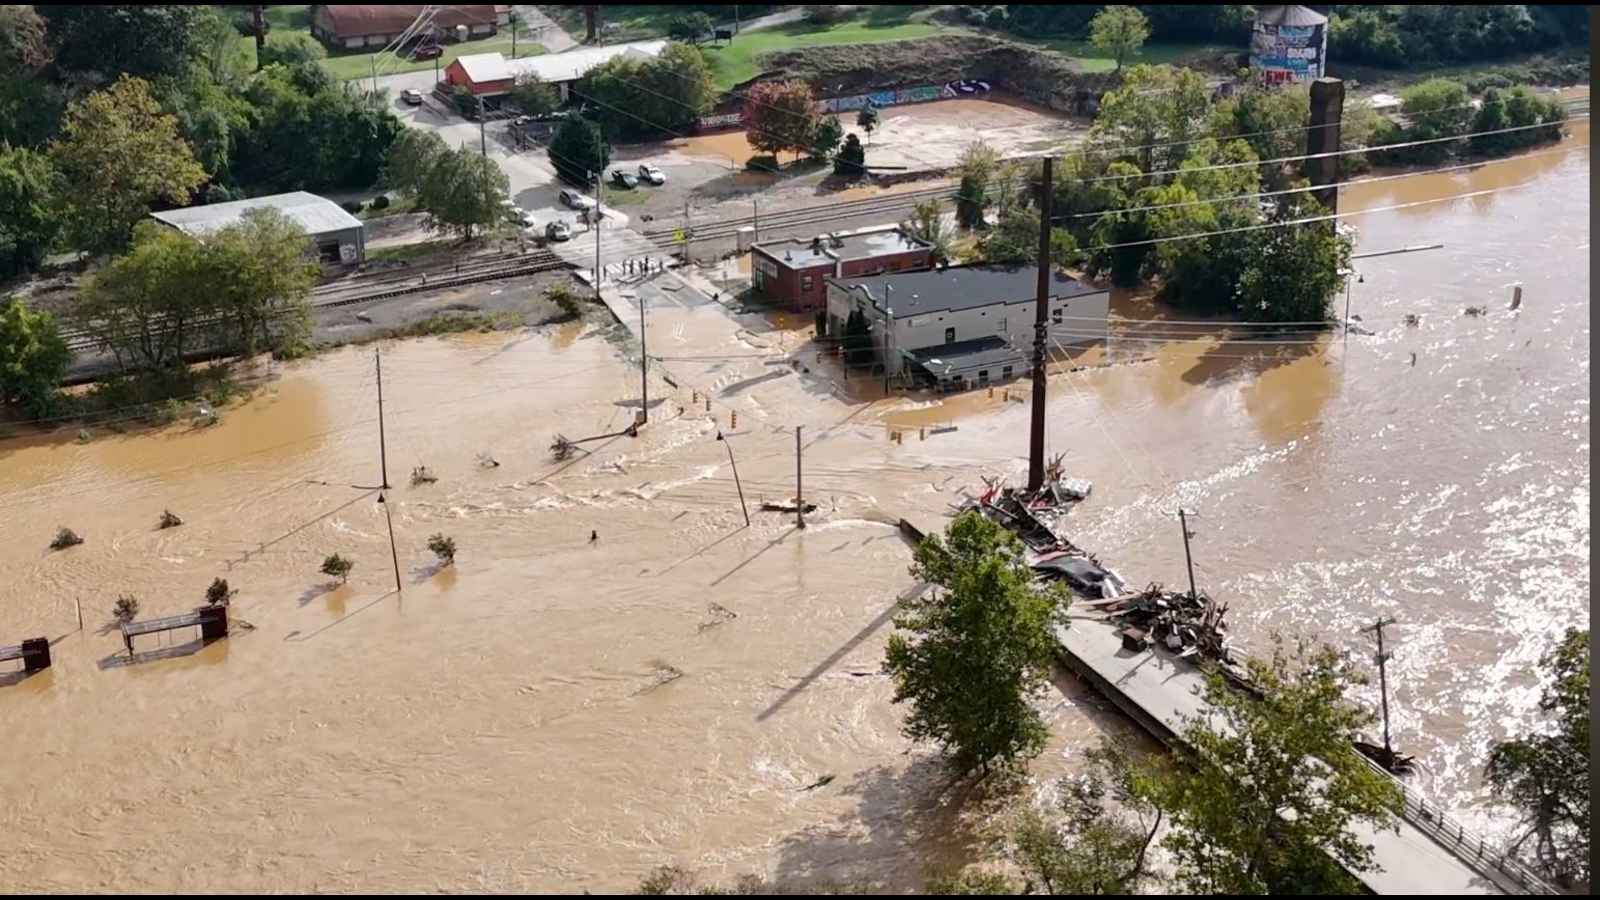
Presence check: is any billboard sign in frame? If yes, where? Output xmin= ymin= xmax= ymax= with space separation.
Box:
xmin=1250 ymin=21 xmax=1326 ymax=85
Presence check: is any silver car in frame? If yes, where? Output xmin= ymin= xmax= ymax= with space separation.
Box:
xmin=637 ymin=163 xmax=665 ymax=185
xmin=559 ymin=188 xmax=596 ymax=211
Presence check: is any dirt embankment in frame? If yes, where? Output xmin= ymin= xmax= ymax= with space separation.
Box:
xmin=743 ymin=34 xmax=1118 ymax=115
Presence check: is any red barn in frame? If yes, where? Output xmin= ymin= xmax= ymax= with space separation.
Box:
xmin=444 ymin=52 xmax=515 ymax=96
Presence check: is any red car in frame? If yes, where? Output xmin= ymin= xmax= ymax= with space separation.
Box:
xmin=409 ymin=44 xmax=443 ymax=61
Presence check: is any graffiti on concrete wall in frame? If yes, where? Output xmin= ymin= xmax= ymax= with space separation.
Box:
xmin=700 ymin=80 xmax=993 ymax=130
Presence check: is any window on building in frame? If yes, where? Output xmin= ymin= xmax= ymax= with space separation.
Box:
xmin=1002 ymin=365 xmax=1014 ymax=380
xmin=945 ymin=327 xmax=956 ymax=344
xmin=801 ymin=275 xmax=814 ymax=291
xmin=978 ymin=369 xmax=990 ymax=385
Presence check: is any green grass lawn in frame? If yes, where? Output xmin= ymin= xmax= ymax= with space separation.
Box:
xmin=543 ymin=4 xmax=683 ymax=44
xmin=703 ymin=20 xmax=948 ymax=90
xmin=1035 ymin=40 xmax=1245 ymax=73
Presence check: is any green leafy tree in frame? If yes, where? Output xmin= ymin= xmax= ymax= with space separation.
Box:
xmin=320 ymin=553 xmax=353 ymax=584
xmin=812 ymin=115 xmax=844 ymax=159
xmin=576 ymin=41 xmax=714 ymax=139
xmin=259 ymin=31 xmax=327 ymax=68
xmin=0 ymin=71 xmax=66 ymax=149
xmin=0 ymin=297 xmax=69 ymax=418
xmin=428 ymin=533 xmax=457 ymax=565
xmin=857 ymin=105 xmax=880 ymax=143
xmin=36 ymin=5 xmax=211 ymax=81
xmin=832 ymin=132 xmax=865 ymax=176
xmin=1236 ymin=196 xmax=1351 ymax=324
xmin=1485 ymin=628 xmax=1589 ymax=888
xmin=1209 ymin=84 xmax=1309 ymax=174
xmin=205 ymin=577 xmax=234 ymax=606
xmin=976 ymin=206 xmax=1080 ymax=272
xmin=954 ymin=139 xmax=999 ymax=230
xmin=75 ymin=222 xmax=212 ymax=370
xmin=744 ymin=79 xmax=821 ymax=159
xmin=883 ymin=512 xmax=1070 ymax=776
xmin=1089 ymin=6 xmax=1151 ymax=72
xmin=0 ymin=147 xmax=62 ymax=276
xmin=425 ymin=150 xmax=510 ymax=239
xmin=1120 ymin=640 xmax=1403 ymax=894
xmin=1377 ymin=78 xmax=1475 ymax=165
xmin=0 ymin=5 xmax=51 ymax=74
xmin=233 ymin=67 xmax=403 ymax=193
xmin=509 ymin=73 xmax=561 ymax=117
xmin=547 ymin=115 xmax=609 ymax=187
xmin=383 ymin=130 xmax=448 ymax=196
xmin=204 ymin=208 xmax=318 ymax=356
xmin=668 ymin=11 xmax=715 ymax=43
xmin=1470 ymin=85 xmax=1566 ymax=156
xmin=900 ymin=198 xmax=955 ymax=264
xmin=49 ymin=76 xmax=207 ymax=255
xmin=1087 ymin=65 xmax=1213 ymax=178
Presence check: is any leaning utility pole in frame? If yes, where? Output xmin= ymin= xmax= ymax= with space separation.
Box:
xmin=375 ymin=348 xmax=390 ymax=490
xmin=1178 ymin=508 xmax=1199 ymax=601
xmin=795 ymin=426 xmax=805 ymax=528
xmin=638 ymin=290 xmax=648 ymax=425
xmin=378 ymin=493 xmax=402 ymax=593
xmin=251 ymin=5 xmax=266 ymax=71
xmin=1361 ymin=616 xmax=1398 ymax=760
xmin=1026 ymin=155 xmax=1054 ymax=492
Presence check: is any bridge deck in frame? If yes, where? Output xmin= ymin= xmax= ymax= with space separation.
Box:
xmin=1057 ymin=617 xmax=1534 ymax=895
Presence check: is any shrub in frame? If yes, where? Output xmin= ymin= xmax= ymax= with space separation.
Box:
xmin=205 ymin=577 xmax=233 ymax=606
xmin=158 ymin=509 xmax=183 ymax=529
xmin=113 ymin=594 xmax=139 ymax=624
xmin=371 ymin=193 xmax=391 ymax=210
xmin=340 ymin=200 xmax=364 ymax=214
xmin=50 ymin=527 xmax=83 ymax=550
xmin=546 ymin=283 xmax=582 ymax=319
xmin=410 ymin=465 xmax=438 ymax=486
xmin=428 ymin=533 xmax=456 ymax=565
xmin=745 ymin=154 xmax=779 ymax=173
xmin=320 ymin=553 xmax=354 ymax=584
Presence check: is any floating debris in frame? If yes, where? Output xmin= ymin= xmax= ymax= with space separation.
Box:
xmin=799 ymin=774 xmax=836 ymax=792
xmin=1402 ymin=314 xmax=1421 ymax=327
xmin=1463 ymin=306 xmax=1487 ymax=317
xmin=697 ymin=603 xmax=737 ymax=632
xmin=410 ymin=465 xmax=438 ymax=486
xmin=636 ymin=662 xmax=683 ymax=694
xmin=550 ymin=434 xmax=576 ymax=462
xmin=476 ymin=452 xmax=500 ymax=469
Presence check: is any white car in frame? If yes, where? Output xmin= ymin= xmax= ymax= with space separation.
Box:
xmin=503 ymin=204 xmax=532 ymax=228
xmin=546 ymin=220 xmax=572 ymax=241
xmin=637 ymin=163 xmax=665 ymax=185
xmin=400 ymin=88 xmax=424 ymax=106
xmin=559 ymin=188 xmax=597 ymax=211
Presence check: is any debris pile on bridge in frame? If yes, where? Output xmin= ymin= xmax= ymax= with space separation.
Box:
xmin=1100 ymin=583 xmax=1237 ymax=666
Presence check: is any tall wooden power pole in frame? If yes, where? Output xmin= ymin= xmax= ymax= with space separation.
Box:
xmin=251 ymin=5 xmax=266 ymax=71
xmin=1026 ymin=156 xmax=1054 ymax=492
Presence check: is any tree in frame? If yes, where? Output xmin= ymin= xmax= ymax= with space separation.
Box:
xmin=1236 ymin=196 xmax=1351 ymax=324
xmin=0 ymin=297 xmax=69 ymax=418
xmin=832 ymin=133 xmax=866 ymax=177
xmin=976 ymin=207 xmax=1080 ymax=272
xmin=1119 ymin=640 xmax=1403 ymax=894
xmin=1086 ymin=65 xmax=1213 ymax=178
xmin=812 ymin=115 xmax=844 ymax=159
xmin=1485 ymin=628 xmax=1589 ymax=888
xmin=232 ymin=67 xmax=402 ymax=193
xmin=1470 ymin=85 xmax=1566 ymax=156
xmin=744 ymin=79 xmax=821 ymax=160
xmin=576 ymin=41 xmax=714 ymax=139
xmin=547 ymin=115 xmax=608 ymax=187
xmin=112 ymin=594 xmax=139 ymax=623
xmin=428 ymin=533 xmax=457 ymax=565
xmin=259 ymin=31 xmax=327 ymax=68
xmin=1209 ymin=84 xmax=1309 ymax=174
xmin=0 ymin=147 xmax=62 ymax=277
xmin=900 ymin=199 xmax=955 ymax=264
xmin=49 ymin=76 xmax=207 ymax=255
xmin=1089 ymin=6 xmax=1150 ymax=72
xmin=205 ymin=577 xmax=235 ymax=606
xmin=882 ymin=512 xmax=1070 ymax=776
xmin=857 ymin=105 xmax=880 ymax=143
xmin=425 ymin=149 xmax=510 ymax=239
xmin=1378 ymin=78 xmax=1475 ymax=165
xmin=320 ymin=553 xmax=353 ymax=584
xmin=508 ymin=9 xmax=526 ymax=57
xmin=0 ymin=5 xmax=52 ymax=74
xmin=75 ymin=223 xmax=212 ymax=371
xmin=509 ymin=73 xmax=560 ymax=117
xmin=668 ymin=11 xmax=715 ymax=43
xmin=383 ymin=130 xmax=448 ymax=196
xmin=954 ymin=140 xmax=999 ymax=230
xmin=203 ymin=208 xmax=318 ymax=356
xmin=36 ymin=5 xmax=211 ymax=81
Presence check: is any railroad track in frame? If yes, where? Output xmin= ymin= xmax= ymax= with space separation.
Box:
xmin=63 ymin=252 xmax=568 ymax=353
xmin=645 ymin=181 xmax=965 ymax=245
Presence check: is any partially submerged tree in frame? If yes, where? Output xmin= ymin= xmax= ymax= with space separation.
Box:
xmin=1485 ymin=627 xmax=1590 ymax=889
xmin=113 ymin=594 xmax=140 ymax=624
xmin=50 ymin=526 xmax=83 ymax=550
xmin=320 ymin=553 xmax=353 ymax=584
xmin=158 ymin=509 xmax=183 ymax=529
xmin=205 ymin=577 xmax=234 ymax=606
xmin=833 ymin=132 xmax=865 ymax=177
xmin=428 ymin=533 xmax=457 ymax=566
xmin=410 ymin=465 xmax=438 ymax=486
xmin=900 ymin=199 xmax=955 ymax=265
xmin=1089 ymin=6 xmax=1151 ymax=72
xmin=954 ymin=140 xmax=999 ymax=230
xmin=551 ymin=433 xmax=576 ymax=461
xmin=1118 ymin=639 xmax=1403 ymax=894
xmin=857 ymin=105 xmax=880 ymax=142
xmin=744 ymin=79 xmax=822 ymax=160
xmin=0 ymin=296 xmax=69 ymax=418
xmin=882 ymin=512 xmax=1070 ymax=776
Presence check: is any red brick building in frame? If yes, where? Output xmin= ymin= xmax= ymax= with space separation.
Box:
xmin=443 ymin=52 xmax=515 ymax=96
xmin=751 ymin=227 xmax=936 ymax=312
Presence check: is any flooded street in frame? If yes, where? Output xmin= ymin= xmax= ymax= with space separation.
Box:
xmin=0 ymin=125 xmax=1588 ymax=891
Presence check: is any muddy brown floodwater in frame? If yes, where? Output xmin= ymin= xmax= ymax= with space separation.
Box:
xmin=0 ymin=123 xmax=1588 ymax=892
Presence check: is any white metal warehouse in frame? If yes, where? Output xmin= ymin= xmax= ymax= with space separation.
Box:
xmin=150 ymin=191 xmax=366 ymax=267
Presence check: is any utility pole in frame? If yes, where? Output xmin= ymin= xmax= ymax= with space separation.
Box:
xmin=1178 ymin=508 xmax=1198 ymax=601
xmin=1306 ymin=78 xmax=1345 ymax=214
xmin=716 ymin=432 xmax=750 ymax=526
xmin=638 ymin=290 xmax=648 ymax=425
xmin=379 ymin=493 xmax=402 ymax=593
xmin=682 ymin=199 xmax=692 ymax=262
xmin=477 ymin=94 xmax=493 ymax=238
xmin=370 ymin=56 xmax=379 ymax=99
xmin=1361 ymin=616 xmax=1398 ymax=760
xmin=251 ymin=4 xmax=266 ymax=71
xmin=375 ymin=348 xmax=390 ymax=489
xmin=752 ymin=199 xmax=760 ymax=241
xmin=1026 ymin=155 xmax=1054 ymax=492
xmin=795 ymin=426 xmax=805 ymax=528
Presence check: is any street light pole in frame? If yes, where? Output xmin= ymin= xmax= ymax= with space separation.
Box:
xmin=716 ymin=431 xmax=750 ymax=526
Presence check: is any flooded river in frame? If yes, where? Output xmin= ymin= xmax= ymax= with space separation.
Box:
xmin=0 ymin=125 xmax=1587 ymax=892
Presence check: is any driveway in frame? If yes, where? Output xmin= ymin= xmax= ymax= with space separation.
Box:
xmin=514 ymin=6 xmax=578 ymax=53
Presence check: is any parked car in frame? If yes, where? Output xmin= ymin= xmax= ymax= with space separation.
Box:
xmin=559 ymin=188 xmax=596 ymax=211
xmin=546 ymin=220 xmax=572 ymax=242
xmin=401 ymin=89 xmax=424 ymax=106
xmin=410 ymin=43 xmax=443 ymax=61
xmin=610 ymin=169 xmax=637 ymax=189
xmin=503 ymin=204 xmax=532 ymax=228
xmin=637 ymin=163 xmax=665 ymax=185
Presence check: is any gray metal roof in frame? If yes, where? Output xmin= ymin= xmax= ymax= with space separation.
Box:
xmin=833 ymin=265 xmax=1104 ymax=319
xmin=907 ymin=337 xmax=1025 ymax=378
xmin=150 ymin=191 xmax=363 ymax=239
xmin=1254 ymin=5 xmax=1329 ymax=27
xmin=757 ymin=228 xmax=932 ymax=269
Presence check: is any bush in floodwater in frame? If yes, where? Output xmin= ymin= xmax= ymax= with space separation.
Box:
xmin=320 ymin=553 xmax=354 ymax=584
xmin=545 ymin=283 xmax=582 ymax=320
xmin=205 ymin=577 xmax=234 ymax=606
xmin=158 ymin=509 xmax=183 ymax=529
xmin=113 ymin=594 xmax=139 ymax=624
xmin=50 ymin=527 xmax=83 ymax=550
xmin=428 ymin=533 xmax=456 ymax=565
xmin=410 ymin=465 xmax=438 ymax=486
xmin=76 ymin=427 xmax=91 ymax=443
